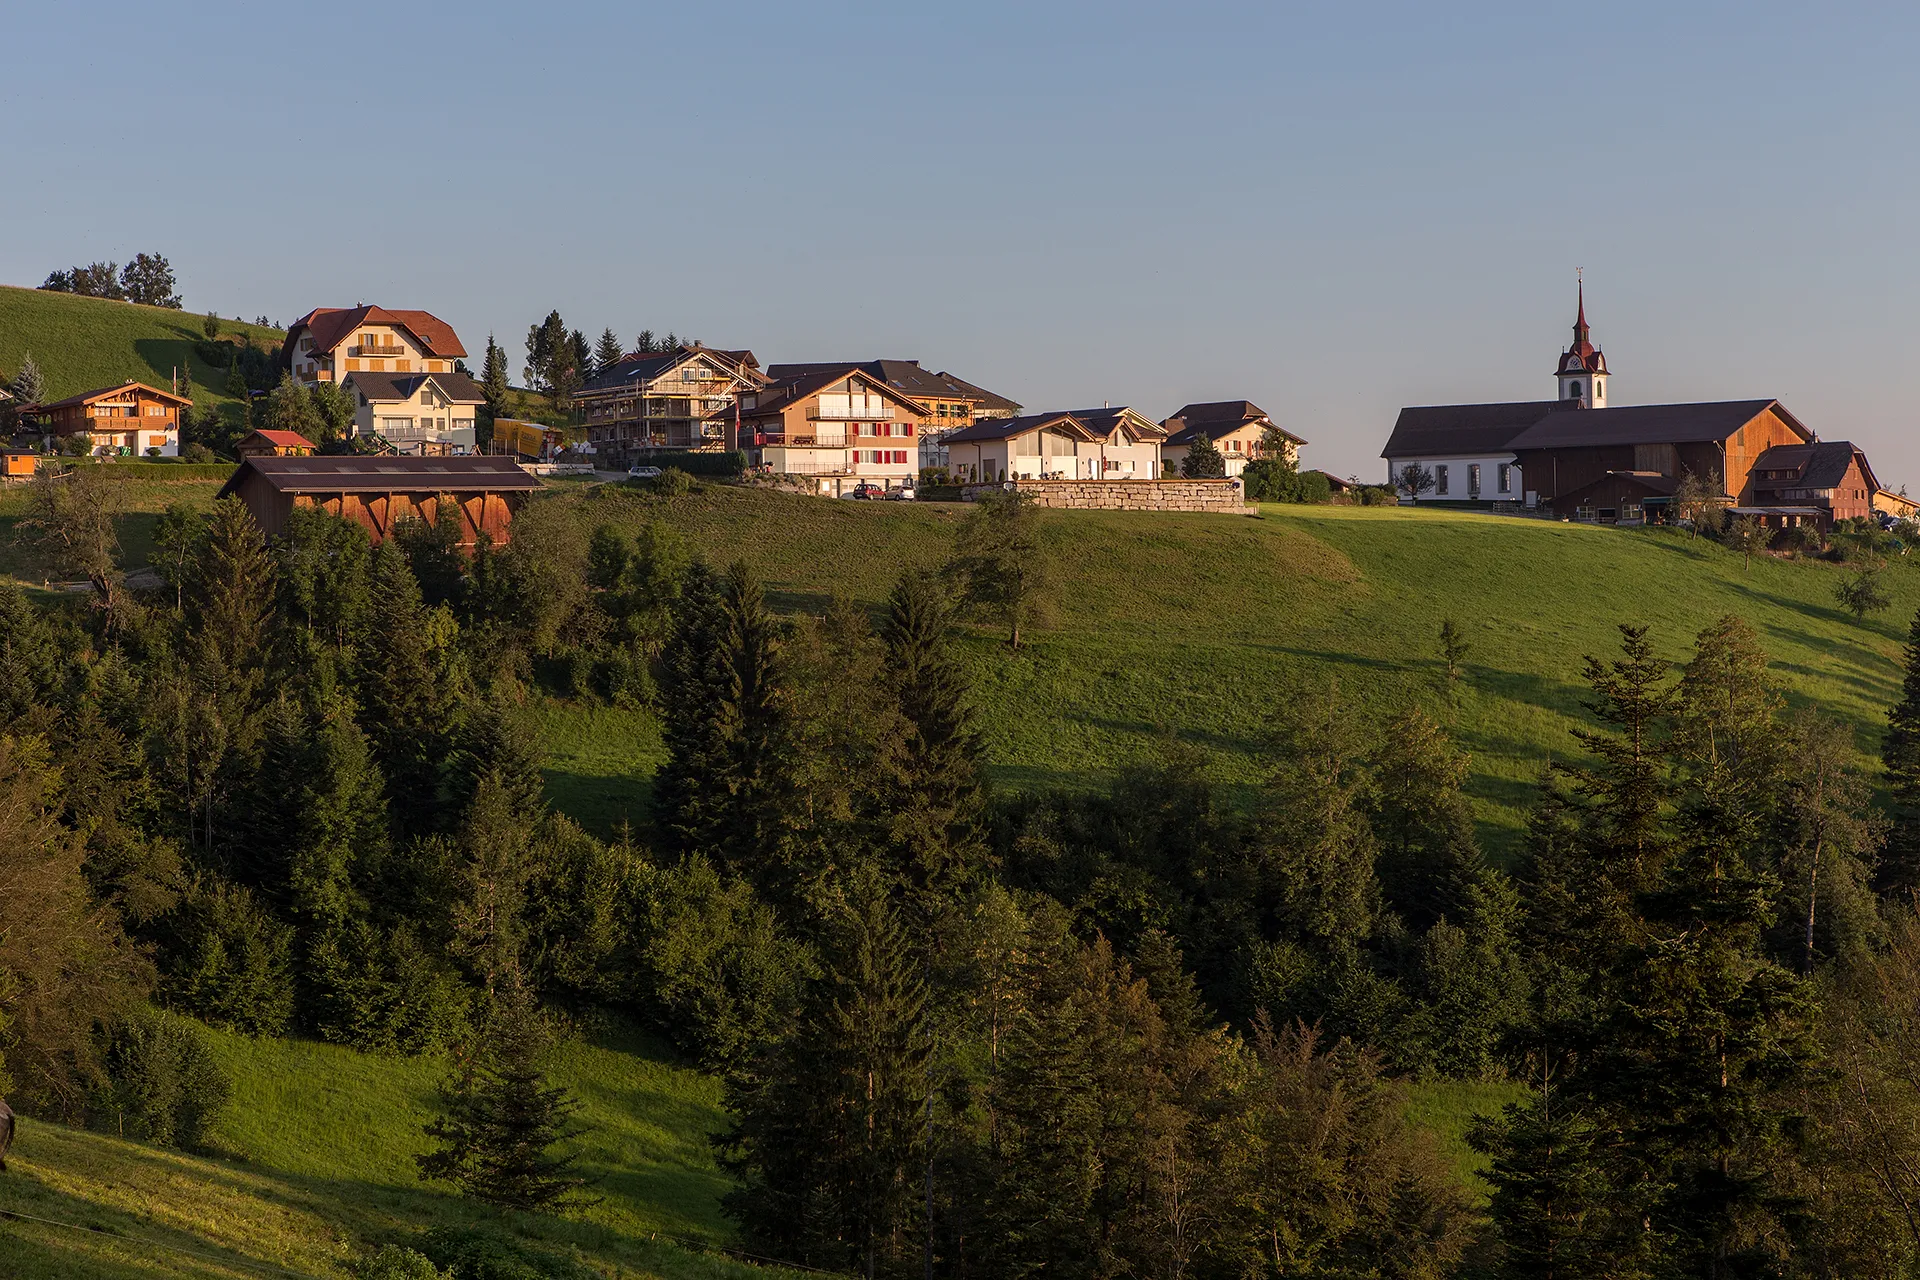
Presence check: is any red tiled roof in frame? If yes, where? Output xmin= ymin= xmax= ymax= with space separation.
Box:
xmin=248 ymin=430 xmax=317 ymax=449
xmin=283 ymin=306 xmax=468 ymax=366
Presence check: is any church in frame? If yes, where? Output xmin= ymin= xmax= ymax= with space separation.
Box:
xmin=1380 ymin=287 xmax=1880 ymax=528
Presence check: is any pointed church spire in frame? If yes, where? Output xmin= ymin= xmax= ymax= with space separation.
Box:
xmin=1573 ymin=270 xmax=1589 ymax=349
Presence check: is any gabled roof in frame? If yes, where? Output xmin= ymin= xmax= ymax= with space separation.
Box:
xmin=31 ymin=380 xmax=192 ymax=412
xmin=1065 ymin=406 xmax=1167 ymax=443
xmin=1381 ymin=400 xmax=1561 ymax=459
xmin=1752 ymin=440 xmax=1876 ymax=492
xmin=1506 ymin=399 xmax=1803 ymax=450
xmin=1164 ymin=399 xmax=1304 ymax=446
xmin=764 ymin=360 xmax=1021 ymax=414
xmin=741 ymin=365 xmax=931 ymax=420
xmin=944 ymin=410 xmax=1100 ymax=445
xmin=216 ymin=455 xmax=541 ymax=498
xmin=345 ymin=370 xmax=486 ymax=405
xmin=243 ymin=430 xmax=317 ymax=450
xmin=1558 ymin=470 xmax=1681 ymax=502
xmin=583 ymin=345 xmax=761 ymax=393
xmin=283 ymin=306 xmax=468 ymax=365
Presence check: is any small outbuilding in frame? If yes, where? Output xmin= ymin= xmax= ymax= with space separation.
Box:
xmin=3 ymin=450 xmax=39 ymax=478
xmin=216 ymin=455 xmax=543 ymax=545
xmin=235 ymin=429 xmax=318 ymax=458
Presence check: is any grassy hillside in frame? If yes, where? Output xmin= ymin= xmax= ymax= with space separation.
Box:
xmin=0 ymin=284 xmax=282 ymax=409
xmin=530 ymin=485 xmax=1920 ymax=855
xmin=0 ymin=1018 xmax=805 ymax=1280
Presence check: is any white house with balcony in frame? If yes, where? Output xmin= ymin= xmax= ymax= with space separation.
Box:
xmin=344 ymin=370 xmax=485 ymax=456
xmin=283 ymin=305 xmax=479 ymax=454
xmin=945 ymin=408 xmax=1167 ymax=483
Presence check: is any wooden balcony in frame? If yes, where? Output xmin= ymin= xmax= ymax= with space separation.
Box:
xmin=356 ymin=344 xmax=406 ymax=357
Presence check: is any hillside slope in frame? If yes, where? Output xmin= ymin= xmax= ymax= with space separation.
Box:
xmin=0 ymin=1018 xmax=802 ymax=1280
xmin=533 ymin=486 xmax=1920 ymax=854
xmin=0 ymin=284 xmax=282 ymax=409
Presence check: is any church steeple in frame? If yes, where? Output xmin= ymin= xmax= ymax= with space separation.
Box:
xmin=1556 ymin=273 xmax=1608 ymax=408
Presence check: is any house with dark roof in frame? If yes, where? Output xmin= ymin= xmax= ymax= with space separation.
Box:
xmin=764 ymin=359 xmax=1021 ymax=471
xmin=1742 ymin=441 xmax=1878 ymax=527
xmin=578 ymin=345 xmax=766 ymax=461
xmin=737 ymin=365 xmax=930 ymax=496
xmin=346 ymin=370 xmax=487 ymax=456
xmin=25 ymin=381 xmax=190 ymax=457
xmin=216 ymin=455 xmax=542 ymax=545
xmin=944 ymin=407 xmax=1165 ymax=483
xmin=1161 ymin=401 xmax=1304 ymax=477
xmin=1382 ymin=286 xmax=1863 ymax=523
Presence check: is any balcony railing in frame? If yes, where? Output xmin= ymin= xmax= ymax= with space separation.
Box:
xmin=356 ymin=345 xmax=406 ymax=357
xmin=761 ymin=432 xmax=850 ymax=448
xmin=807 ymin=410 xmax=896 ymax=421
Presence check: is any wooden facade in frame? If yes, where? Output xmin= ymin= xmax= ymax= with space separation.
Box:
xmin=30 ymin=381 xmax=189 ymax=457
xmin=217 ymin=456 xmax=542 ymax=546
xmin=235 ymin=430 xmax=316 ymax=458
xmin=1511 ymin=403 xmax=1812 ymax=510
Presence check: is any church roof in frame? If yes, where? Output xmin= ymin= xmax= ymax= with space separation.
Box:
xmin=1380 ymin=400 xmax=1563 ymax=459
xmin=1506 ymin=399 xmax=1802 ymax=450
xmin=1558 ymin=282 xmax=1607 ymax=375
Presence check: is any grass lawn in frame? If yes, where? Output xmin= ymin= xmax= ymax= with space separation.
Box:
xmin=529 ymin=485 xmax=1920 ymax=858
xmin=0 ymin=463 xmax=235 ymax=585
xmin=0 ymin=284 xmax=282 ymax=410
xmin=0 ymin=1017 xmax=798 ymax=1280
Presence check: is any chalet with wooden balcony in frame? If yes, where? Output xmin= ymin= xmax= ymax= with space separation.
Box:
xmin=1161 ymin=401 xmax=1304 ymax=477
xmin=764 ymin=359 xmax=1021 ymax=471
xmin=577 ymin=345 xmax=765 ymax=462
xmin=28 ymin=381 xmax=189 ymax=457
xmin=738 ymin=366 xmax=930 ymax=496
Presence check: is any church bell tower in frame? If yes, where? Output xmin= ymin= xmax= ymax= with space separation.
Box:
xmin=1556 ymin=277 xmax=1608 ymax=407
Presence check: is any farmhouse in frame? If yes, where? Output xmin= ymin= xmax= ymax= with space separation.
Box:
xmin=738 ymin=365 xmax=930 ymax=495
xmin=578 ymin=345 xmax=765 ymax=462
xmin=27 ymin=381 xmax=188 ymax=457
xmin=1383 ymin=285 xmax=1882 ymax=528
xmin=1161 ymin=400 xmax=1303 ymax=477
xmin=217 ymin=455 xmax=542 ymax=545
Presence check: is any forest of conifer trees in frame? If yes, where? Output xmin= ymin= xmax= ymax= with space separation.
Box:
xmin=8 ymin=486 xmax=1920 ymax=1276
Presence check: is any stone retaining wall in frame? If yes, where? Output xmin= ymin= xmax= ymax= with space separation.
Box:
xmin=959 ymin=478 xmax=1249 ymax=513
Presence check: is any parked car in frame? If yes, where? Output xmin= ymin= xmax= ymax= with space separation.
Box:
xmin=627 ymin=464 xmax=662 ymax=479
xmin=846 ymin=483 xmax=886 ymax=500
xmin=885 ymin=486 xmax=916 ymax=501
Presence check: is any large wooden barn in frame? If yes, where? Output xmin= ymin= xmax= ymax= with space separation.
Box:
xmin=217 ymin=456 xmax=543 ymax=545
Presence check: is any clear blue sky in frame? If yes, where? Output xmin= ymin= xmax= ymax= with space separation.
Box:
xmin=7 ymin=1 xmax=1918 ymax=483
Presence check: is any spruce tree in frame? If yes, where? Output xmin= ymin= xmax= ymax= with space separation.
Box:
xmin=723 ymin=889 xmax=931 ymax=1276
xmin=480 ymin=334 xmax=511 ymax=418
xmin=1180 ymin=433 xmax=1226 ymax=478
xmin=1368 ymin=707 xmax=1482 ymax=929
xmin=13 ymin=352 xmax=44 ymax=404
xmin=417 ymin=970 xmax=591 ymax=1213
xmin=594 ymin=327 xmax=624 ymax=371
xmin=184 ymin=498 xmax=278 ymax=856
xmin=358 ymin=539 xmax=455 ymax=836
xmin=1881 ymin=603 xmax=1920 ymax=901
xmin=1472 ymin=1085 xmax=1625 ymax=1280
xmin=652 ymin=563 xmax=800 ymax=889
xmin=876 ymin=570 xmax=987 ymax=900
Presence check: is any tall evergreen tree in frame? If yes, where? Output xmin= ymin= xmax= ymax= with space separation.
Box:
xmin=12 ymin=352 xmax=44 ymax=405
xmin=480 ymin=333 xmax=511 ymax=418
xmin=724 ymin=889 xmax=931 ymax=1277
xmin=357 ymin=539 xmax=455 ymax=837
xmin=184 ymin=498 xmax=278 ymax=857
xmin=652 ymin=563 xmax=801 ymax=890
xmin=876 ymin=571 xmax=987 ymax=900
xmin=594 ymin=327 xmax=624 ymax=371
xmin=1368 ymin=707 xmax=1482 ymax=929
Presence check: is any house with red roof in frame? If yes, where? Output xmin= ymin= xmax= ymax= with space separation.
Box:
xmin=235 ymin=429 xmax=317 ymax=458
xmin=283 ymin=306 xmax=482 ymax=455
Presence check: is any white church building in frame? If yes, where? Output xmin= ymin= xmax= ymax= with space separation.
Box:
xmin=1381 ymin=285 xmax=1609 ymax=504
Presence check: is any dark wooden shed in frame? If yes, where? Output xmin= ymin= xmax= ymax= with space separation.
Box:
xmin=216 ymin=455 xmax=543 ymax=545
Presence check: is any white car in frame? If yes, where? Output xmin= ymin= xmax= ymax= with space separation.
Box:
xmin=627 ymin=464 xmax=662 ymax=479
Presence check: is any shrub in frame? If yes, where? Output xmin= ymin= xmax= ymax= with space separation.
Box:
xmin=1243 ymin=458 xmax=1332 ymax=504
xmin=650 ymin=467 xmax=693 ymax=498
xmin=352 ymin=1246 xmax=450 ymax=1280
xmin=420 ymin=1228 xmax=599 ymax=1280
xmin=182 ymin=442 xmax=215 ymax=464
xmin=155 ymin=877 xmax=296 ymax=1036
xmin=88 ymin=1009 xmax=231 ymax=1149
xmin=1354 ymin=484 xmax=1398 ymax=506
xmin=59 ymin=434 xmax=90 ymax=457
